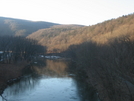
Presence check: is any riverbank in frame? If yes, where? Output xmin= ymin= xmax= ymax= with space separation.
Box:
xmin=0 ymin=61 xmax=30 ymax=94
xmin=68 ymin=58 xmax=134 ymax=101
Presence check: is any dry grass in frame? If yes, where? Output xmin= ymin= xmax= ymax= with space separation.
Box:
xmin=0 ymin=61 xmax=29 ymax=89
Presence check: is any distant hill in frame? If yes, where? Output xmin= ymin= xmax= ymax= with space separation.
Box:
xmin=27 ymin=13 xmax=134 ymax=53
xmin=0 ymin=17 xmax=59 ymax=36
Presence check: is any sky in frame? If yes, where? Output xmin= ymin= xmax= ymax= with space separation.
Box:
xmin=0 ymin=0 xmax=134 ymax=26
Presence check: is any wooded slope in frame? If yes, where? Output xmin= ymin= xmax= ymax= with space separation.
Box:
xmin=27 ymin=25 xmax=84 ymax=52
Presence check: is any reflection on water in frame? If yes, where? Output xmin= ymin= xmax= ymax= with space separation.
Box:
xmin=33 ymin=59 xmax=68 ymax=77
xmin=0 ymin=59 xmax=99 ymax=101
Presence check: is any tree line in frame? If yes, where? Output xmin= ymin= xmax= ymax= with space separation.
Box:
xmin=0 ymin=36 xmax=46 ymax=63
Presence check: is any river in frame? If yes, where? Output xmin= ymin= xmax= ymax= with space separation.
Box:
xmin=0 ymin=59 xmax=100 ymax=101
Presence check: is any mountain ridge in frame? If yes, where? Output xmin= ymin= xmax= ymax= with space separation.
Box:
xmin=0 ymin=17 xmax=60 ymax=36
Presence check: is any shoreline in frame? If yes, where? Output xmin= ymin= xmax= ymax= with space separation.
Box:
xmin=0 ymin=61 xmax=30 ymax=95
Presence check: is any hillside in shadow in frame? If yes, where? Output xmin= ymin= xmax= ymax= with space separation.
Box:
xmin=0 ymin=17 xmax=59 ymax=36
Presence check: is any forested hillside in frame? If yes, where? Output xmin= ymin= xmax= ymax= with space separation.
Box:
xmin=0 ymin=17 xmax=59 ymax=36
xmin=27 ymin=13 xmax=134 ymax=53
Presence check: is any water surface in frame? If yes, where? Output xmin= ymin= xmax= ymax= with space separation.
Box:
xmin=0 ymin=59 xmax=99 ymax=101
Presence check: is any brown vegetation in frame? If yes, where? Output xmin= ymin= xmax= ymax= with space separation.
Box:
xmin=27 ymin=25 xmax=84 ymax=52
xmin=0 ymin=61 xmax=29 ymax=90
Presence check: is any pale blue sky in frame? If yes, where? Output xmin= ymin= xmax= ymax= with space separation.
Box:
xmin=0 ymin=0 xmax=134 ymax=25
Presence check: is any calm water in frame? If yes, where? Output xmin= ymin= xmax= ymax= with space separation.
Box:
xmin=0 ymin=59 xmax=99 ymax=101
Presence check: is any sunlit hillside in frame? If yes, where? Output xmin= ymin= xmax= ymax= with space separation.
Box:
xmin=27 ymin=13 xmax=134 ymax=53
xmin=0 ymin=17 xmax=59 ymax=36
xmin=27 ymin=25 xmax=84 ymax=52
